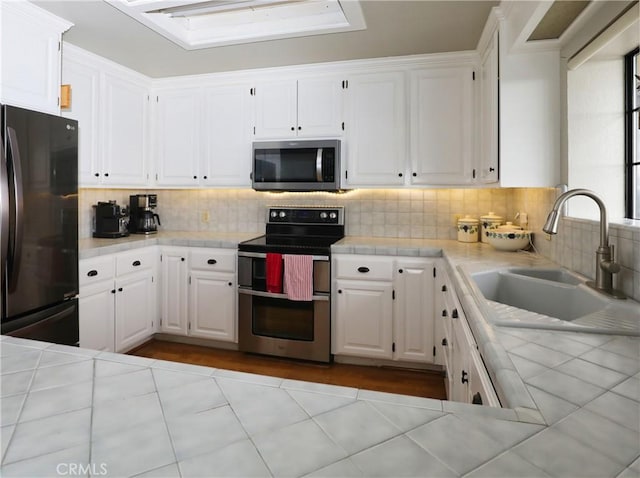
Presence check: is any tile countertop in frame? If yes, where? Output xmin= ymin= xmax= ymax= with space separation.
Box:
xmin=6 ymin=234 xmax=636 ymax=477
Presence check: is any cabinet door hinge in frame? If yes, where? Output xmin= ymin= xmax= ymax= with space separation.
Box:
xmin=392 ymin=342 xmax=396 ymax=352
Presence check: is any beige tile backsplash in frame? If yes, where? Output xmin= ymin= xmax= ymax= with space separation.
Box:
xmin=79 ymin=186 xmax=640 ymax=301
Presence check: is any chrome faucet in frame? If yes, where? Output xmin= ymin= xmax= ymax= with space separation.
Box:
xmin=543 ymin=188 xmax=626 ymax=299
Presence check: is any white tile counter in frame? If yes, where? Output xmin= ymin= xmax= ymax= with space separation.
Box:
xmin=3 ymin=235 xmax=637 ymax=477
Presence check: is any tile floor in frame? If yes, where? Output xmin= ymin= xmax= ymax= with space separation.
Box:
xmin=1 ymin=334 xmax=639 ymax=478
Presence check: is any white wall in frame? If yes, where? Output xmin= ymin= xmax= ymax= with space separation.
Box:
xmin=567 ymin=58 xmax=625 ymax=220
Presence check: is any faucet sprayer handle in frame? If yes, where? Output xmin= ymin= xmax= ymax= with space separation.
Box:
xmin=601 ymin=245 xmax=621 ymax=274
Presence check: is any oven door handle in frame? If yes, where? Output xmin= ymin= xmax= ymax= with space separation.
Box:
xmin=238 ymin=288 xmax=329 ymax=302
xmin=238 ymin=251 xmax=329 ymax=261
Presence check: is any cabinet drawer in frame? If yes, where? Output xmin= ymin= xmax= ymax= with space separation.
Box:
xmin=116 ymin=248 xmax=156 ymax=276
xmin=79 ymin=256 xmax=115 ymax=287
xmin=334 ymin=255 xmax=394 ymax=281
xmin=190 ymin=248 xmax=236 ymax=272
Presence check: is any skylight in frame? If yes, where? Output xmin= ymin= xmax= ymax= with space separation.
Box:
xmin=106 ymin=0 xmax=367 ymax=50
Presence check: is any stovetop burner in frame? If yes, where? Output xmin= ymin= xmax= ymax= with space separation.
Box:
xmin=238 ymin=206 xmax=344 ymax=256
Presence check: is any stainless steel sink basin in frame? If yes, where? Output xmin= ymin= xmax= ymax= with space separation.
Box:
xmin=463 ymin=267 xmax=640 ymax=336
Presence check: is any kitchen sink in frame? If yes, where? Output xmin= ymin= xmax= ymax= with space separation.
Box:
xmin=464 ymin=267 xmax=640 ymax=336
xmin=507 ymin=267 xmax=583 ymax=286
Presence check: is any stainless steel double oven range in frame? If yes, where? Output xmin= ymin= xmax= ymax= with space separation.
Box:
xmin=238 ymin=207 xmax=344 ymax=363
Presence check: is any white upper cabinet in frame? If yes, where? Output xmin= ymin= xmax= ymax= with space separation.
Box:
xmin=253 ymin=77 xmax=343 ymax=139
xmin=61 ymin=44 xmax=150 ymax=188
xmin=101 ymin=72 xmax=150 ymax=186
xmin=409 ymin=64 xmax=475 ymax=185
xmin=154 ymin=89 xmax=202 ymax=186
xmin=477 ymin=30 xmax=499 ymax=183
xmin=202 ymin=84 xmax=252 ymax=187
xmin=0 ymin=1 xmax=72 ymax=115
xmin=342 ymin=71 xmax=407 ymax=187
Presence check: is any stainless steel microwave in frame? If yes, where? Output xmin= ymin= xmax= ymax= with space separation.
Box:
xmin=252 ymin=139 xmax=341 ymax=192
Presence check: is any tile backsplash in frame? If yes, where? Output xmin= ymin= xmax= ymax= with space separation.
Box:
xmin=79 ymin=186 xmax=640 ymax=301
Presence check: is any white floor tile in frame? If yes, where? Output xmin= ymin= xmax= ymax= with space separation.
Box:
xmin=166 ymin=405 xmax=248 ymax=461
xmin=0 ymin=350 xmax=41 ymax=375
xmin=1 ymin=424 xmax=15 ymax=459
xmin=92 ymin=392 xmax=164 ymax=439
xmin=93 ymin=368 xmax=157 ymax=404
xmin=526 ymin=385 xmax=579 ymax=425
xmin=91 ymin=420 xmax=176 ymax=478
xmin=464 ymin=451 xmax=552 ymax=478
xmin=288 ymin=389 xmax=356 ymax=417
xmin=554 ymin=408 xmax=640 ymax=466
xmin=1 ymin=394 xmax=25 ymax=427
xmin=368 ymin=401 xmax=444 ymax=432
xmin=20 ymin=381 xmax=93 ymax=422
xmin=217 ymin=378 xmax=308 ymax=436
xmin=37 ymin=351 xmax=88 ymax=368
xmin=30 ymin=360 xmax=94 ymax=392
xmin=178 ymin=439 xmax=271 ymax=477
xmin=150 ymin=359 xmax=215 ymax=376
xmin=0 ymin=370 xmax=35 ymax=398
xmin=0 ymin=443 xmax=90 ymax=478
xmin=158 ymin=378 xmax=227 ymax=419
xmin=526 ymin=369 xmax=606 ymax=406
xmin=3 ymin=408 xmax=91 ymax=464
xmin=213 ymin=368 xmax=283 ymax=387
xmin=314 ymin=401 xmax=401 ymax=455
xmin=254 ymin=419 xmax=348 ymax=477
xmin=305 ymin=458 xmax=363 ymax=477
xmin=584 ymin=391 xmax=640 ymax=433
xmin=94 ymin=359 xmax=146 ymax=378
xmin=133 ymin=463 xmax=181 ymax=478
xmin=463 ymin=414 xmax=545 ymax=449
xmin=280 ymin=379 xmax=358 ymax=398
xmin=351 ymin=435 xmax=456 ymax=477
xmin=151 ymin=368 xmax=212 ymax=391
xmin=611 ymin=376 xmax=640 ymax=403
xmin=407 ymin=414 xmax=506 ymax=476
xmin=512 ymin=427 xmax=624 ymax=477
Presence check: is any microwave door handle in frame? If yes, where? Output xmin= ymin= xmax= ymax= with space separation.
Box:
xmin=316 ymin=148 xmax=323 ymax=182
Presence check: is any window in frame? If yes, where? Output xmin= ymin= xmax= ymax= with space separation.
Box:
xmin=625 ymin=47 xmax=640 ymax=219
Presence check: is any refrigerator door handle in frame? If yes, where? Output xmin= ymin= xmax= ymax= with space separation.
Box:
xmin=1 ymin=139 xmax=9 ymax=283
xmin=6 ymin=127 xmax=24 ymax=292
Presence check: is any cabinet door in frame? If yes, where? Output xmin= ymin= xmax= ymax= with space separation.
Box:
xmin=478 ymin=31 xmax=499 ymax=183
xmin=0 ymin=2 xmax=70 ymax=114
xmin=202 ymin=85 xmax=252 ymax=187
xmin=334 ymin=280 xmax=393 ymax=359
xmin=297 ymin=78 xmax=343 ymax=137
xmin=154 ymin=89 xmax=202 ymax=186
xmin=189 ymin=271 xmax=236 ymax=342
xmin=79 ymin=281 xmax=115 ymax=352
xmin=394 ymin=260 xmax=435 ymax=363
xmin=410 ymin=66 xmax=474 ymax=185
xmin=115 ymin=272 xmax=154 ymax=352
xmin=101 ymin=72 xmax=149 ymax=186
xmin=253 ymin=80 xmax=297 ymax=139
xmin=343 ymin=72 xmax=406 ymax=186
xmin=160 ymin=248 xmax=189 ymax=335
xmin=450 ymin=313 xmax=469 ymax=404
xmin=61 ymin=58 xmax=101 ymax=186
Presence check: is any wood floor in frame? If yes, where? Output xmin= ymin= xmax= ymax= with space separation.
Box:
xmin=129 ymin=340 xmax=447 ymax=400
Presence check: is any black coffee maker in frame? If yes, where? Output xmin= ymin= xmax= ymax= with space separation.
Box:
xmin=128 ymin=194 xmax=161 ymax=234
xmin=93 ymin=201 xmax=129 ymax=238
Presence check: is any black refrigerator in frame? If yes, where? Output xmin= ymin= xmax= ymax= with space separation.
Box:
xmin=1 ymin=104 xmax=79 ymax=346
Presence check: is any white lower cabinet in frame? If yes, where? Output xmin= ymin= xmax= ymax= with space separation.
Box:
xmin=435 ymin=261 xmax=500 ymax=407
xmin=79 ymin=248 xmax=156 ymax=353
xmin=332 ymin=255 xmax=435 ymax=364
xmin=160 ymin=247 xmax=237 ymax=343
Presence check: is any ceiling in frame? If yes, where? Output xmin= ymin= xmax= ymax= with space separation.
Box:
xmin=34 ymin=0 xmax=499 ymax=78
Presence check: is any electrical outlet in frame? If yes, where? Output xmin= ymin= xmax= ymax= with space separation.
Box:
xmin=201 ymin=211 xmax=210 ymax=223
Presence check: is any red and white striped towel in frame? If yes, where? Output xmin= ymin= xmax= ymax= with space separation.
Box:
xmin=283 ymin=254 xmax=313 ymax=301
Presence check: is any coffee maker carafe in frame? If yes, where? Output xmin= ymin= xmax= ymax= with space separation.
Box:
xmin=128 ymin=194 xmax=161 ymax=234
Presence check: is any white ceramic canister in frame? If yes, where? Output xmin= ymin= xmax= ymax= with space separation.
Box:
xmin=457 ymin=215 xmax=479 ymax=243
xmin=479 ymin=212 xmax=503 ymax=243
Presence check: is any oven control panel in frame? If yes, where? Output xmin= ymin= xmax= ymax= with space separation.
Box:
xmin=267 ymin=207 xmax=344 ymax=225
